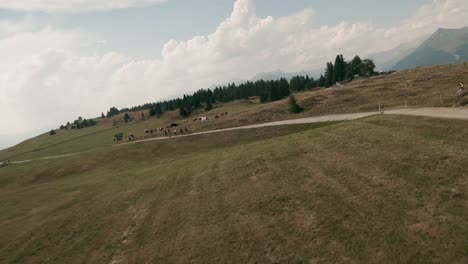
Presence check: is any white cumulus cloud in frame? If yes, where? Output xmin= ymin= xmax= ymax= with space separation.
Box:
xmin=0 ymin=0 xmax=168 ymax=13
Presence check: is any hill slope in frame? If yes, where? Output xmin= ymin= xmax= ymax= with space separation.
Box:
xmin=1 ymin=115 xmax=468 ymax=263
xmin=1 ymin=63 xmax=467 ymax=162
xmin=393 ymin=27 xmax=468 ymax=70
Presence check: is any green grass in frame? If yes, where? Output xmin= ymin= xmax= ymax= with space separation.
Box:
xmin=0 ymin=115 xmax=467 ymax=263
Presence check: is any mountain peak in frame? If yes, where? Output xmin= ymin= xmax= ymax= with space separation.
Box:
xmin=392 ymin=27 xmax=468 ymax=70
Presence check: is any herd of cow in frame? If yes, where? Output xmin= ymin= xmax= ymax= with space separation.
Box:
xmin=113 ymin=112 xmax=228 ymax=143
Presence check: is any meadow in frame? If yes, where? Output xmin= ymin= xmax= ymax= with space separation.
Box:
xmin=1 ymin=115 xmax=467 ymax=263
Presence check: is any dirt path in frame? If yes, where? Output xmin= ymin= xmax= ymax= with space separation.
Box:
xmin=116 ymin=111 xmax=382 ymax=146
xmin=9 ymin=153 xmax=80 ymax=165
xmin=385 ymin=107 xmax=468 ymax=120
xmin=117 ymin=107 xmax=468 ymax=146
xmin=6 ymin=107 xmax=468 ymax=163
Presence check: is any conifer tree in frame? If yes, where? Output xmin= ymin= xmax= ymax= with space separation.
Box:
xmin=289 ymin=95 xmax=304 ymax=114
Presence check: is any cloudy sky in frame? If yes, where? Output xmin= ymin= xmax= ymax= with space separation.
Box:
xmin=1 ymin=0 xmax=467 ymax=150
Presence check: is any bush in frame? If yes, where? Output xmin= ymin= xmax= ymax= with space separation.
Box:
xmin=50 ymin=129 xmax=56 ymax=136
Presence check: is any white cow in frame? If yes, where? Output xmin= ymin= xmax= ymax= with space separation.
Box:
xmin=458 ymin=83 xmax=465 ymax=95
xmin=201 ymin=117 xmax=208 ymax=122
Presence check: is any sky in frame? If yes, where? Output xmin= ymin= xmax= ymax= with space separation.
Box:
xmin=1 ymin=0 xmax=467 ymax=150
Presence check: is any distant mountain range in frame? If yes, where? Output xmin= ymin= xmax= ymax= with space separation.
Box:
xmin=392 ymin=27 xmax=468 ymax=70
xmin=250 ymin=69 xmax=323 ymax=81
xmin=370 ymin=40 xmax=422 ymax=71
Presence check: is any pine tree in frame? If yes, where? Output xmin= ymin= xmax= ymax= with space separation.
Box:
xmin=325 ymin=62 xmax=334 ymax=87
xmin=333 ymin=54 xmax=346 ymax=82
xmin=154 ymin=103 xmax=162 ymax=117
xmin=141 ymin=112 xmax=145 ymax=119
xmin=205 ymin=95 xmax=213 ymax=111
xmin=289 ymin=95 xmax=304 ymax=114
xmin=318 ymin=75 xmax=326 ymax=87
xmin=124 ymin=112 xmax=130 ymax=123
xmin=149 ymin=107 xmax=156 ymax=117
xmin=101 ymin=112 xmax=105 ymax=118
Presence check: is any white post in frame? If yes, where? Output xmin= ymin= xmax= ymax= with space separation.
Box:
xmin=440 ymin=94 xmax=444 ymax=106
xmin=378 ymin=103 xmax=381 ymax=111
xmin=404 ymin=98 xmax=407 ymax=108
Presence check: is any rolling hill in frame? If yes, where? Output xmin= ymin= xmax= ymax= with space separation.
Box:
xmin=1 ymin=63 xmax=468 ymax=263
xmin=393 ymin=27 xmax=468 ymax=70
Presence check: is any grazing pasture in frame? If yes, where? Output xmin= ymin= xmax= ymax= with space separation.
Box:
xmin=1 ymin=115 xmax=467 ymax=263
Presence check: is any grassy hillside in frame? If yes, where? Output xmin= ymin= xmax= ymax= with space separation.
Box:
xmin=2 ymin=63 xmax=467 ymax=162
xmin=1 ymin=115 xmax=467 ymax=263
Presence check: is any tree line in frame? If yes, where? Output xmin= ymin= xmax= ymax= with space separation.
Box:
xmin=59 ymin=116 xmax=97 ymax=130
xmin=98 ymin=54 xmax=376 ymax=119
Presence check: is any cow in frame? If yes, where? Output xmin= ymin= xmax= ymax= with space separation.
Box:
xmin=215 ymin=115 xmax=219 ymax=119
xmin=183 ymin=120 xmax=188 ymax=124
xmin=170 ymin=123 xmax=179 ymax=127
xmin=128 ymin=133 xmax=136 ymax=142
xmin=113 ymin=133 xmax=123 ymax=142
xmin=144 ymin=129 xmax=151 ymax=134
xmin=201 ymin=117 xmax=208 ymax=122
xmin=458 ymin=82 xmax=465 ymax=95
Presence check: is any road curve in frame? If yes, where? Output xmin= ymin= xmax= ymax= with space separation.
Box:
xmin=114 ymin=111 xmax=382 ymax=146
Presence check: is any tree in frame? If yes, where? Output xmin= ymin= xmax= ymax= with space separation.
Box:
xmin=205 ymin=95 xmax=213 ymax=111
xmin=141 ymin=112 xmax=145 ymax=119
xmin=346 ymin=55 xmax=363 ymax=79
xmin=179 ymin=95 xmax=192 ymax=117
xmin=106 ymin=107 xmax=119 ymax=118
xmin=88 ymin=119 xmax=96 ymax=126
xmin=325 ymin=62 xmax=334 ymax=87
xmin=124 ymin=112 xmax=131 ymax=123
xmin=289 ymin=95 xmax=304 ymax=114
xmin=149 ymin=106 xmax=156 ymax=117
xmin=101 ymin=112 xmax=105 ymax=118
xmin=74 ymin=120 xmax=81 ymax=129
xmin=260 ymin=92 xmax=269 ymax=103
xmin=154 ymin=103 xmax=162 ymax=117
xmin=50 ymin=129 xmax=56 ymax=136
xmin=179 ymin=106 xmax=191 ymax=117
xmin=333 ymin=54 xmax=346 ymax=82
xmin=362 ymin=59 xmax=376 ymax=76
xmin=318 ymin=74 xmax=326 ymax=87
